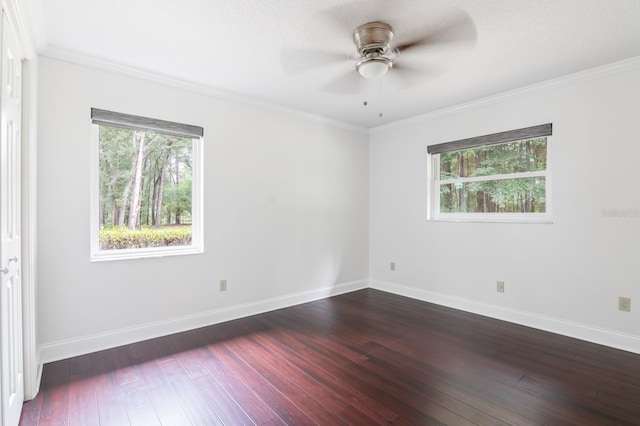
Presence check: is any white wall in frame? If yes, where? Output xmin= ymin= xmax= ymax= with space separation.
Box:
xmin=369 ymin=62 xmax=640 ymax=352
xmin=37 ymin=57 xmax=369 ymax=361
xmin=37 ymin=54 xmax=640 ymax=363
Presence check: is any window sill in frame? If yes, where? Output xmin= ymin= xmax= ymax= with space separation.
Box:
xmin=90 ymin=246 xmax=204 ymax=262
xmin=428 ymin=214 xmax=553 ymax=224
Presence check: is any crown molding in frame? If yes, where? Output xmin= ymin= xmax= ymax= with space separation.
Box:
xmin=40 ymin=45 xmax=369 ymax=135
xmin=34 ymin=40 xmax=640 ymax=137
xmin=370 ymin=55 xmax=640 ymax=135
xmin=3 ymin=0 xmax=37 ymax=58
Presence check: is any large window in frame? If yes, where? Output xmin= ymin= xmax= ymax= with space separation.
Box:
xmin=90 ymin=108 xmax=204 ymax=261
xmin=427 ymin=124 xmax=552 ymax=222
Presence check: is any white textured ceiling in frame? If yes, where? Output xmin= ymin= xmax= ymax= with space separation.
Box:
xmin=24 ymin=0 xmax=640 ymax=129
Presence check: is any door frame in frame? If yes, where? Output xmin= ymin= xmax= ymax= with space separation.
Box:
xmin=2 ymin=0 xmax=38 ymax=400
xmin=20 ymin=53 xmax=37 ymax=401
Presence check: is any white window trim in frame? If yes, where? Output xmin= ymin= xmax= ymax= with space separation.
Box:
xmin=89 ymin=118 xmax=204 ymax=262
xmin=427 ymin=135 xmax=553 ymax=224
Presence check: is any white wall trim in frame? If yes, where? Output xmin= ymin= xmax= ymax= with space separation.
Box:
xmin=370 ymin=280 xmax=640 ymax=355
xmin=13 ymin=0 xmax=45 ymax=52
xmin=2 ymin=0 xmax=35 ymax=57
xmin=39 ymin=279 xmax=368 ymax=364
xmin=3 ymin=0 xmax=40 ymax=401
xmin=20 ymin=57 xmax=39 ymax=400
xmin=36 ymin=278 xmax=640 ymax=386
xmin=370 ymin=55 xmax=640 ymax=135
xmin=37 ymin=45 xmax=640 ymax=138
xmin=40 ymin=46 xmax=368 ymax=136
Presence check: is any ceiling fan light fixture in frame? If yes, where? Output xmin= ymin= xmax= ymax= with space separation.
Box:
xmin=356 ymin=56 xmax=391 ymax=78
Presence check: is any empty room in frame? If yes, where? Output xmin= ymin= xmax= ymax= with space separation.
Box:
xmin=1 ymin=0 xmax=640 ymax=425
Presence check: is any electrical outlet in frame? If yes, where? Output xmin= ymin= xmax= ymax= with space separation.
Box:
xmin=390 ymin=262 xmax=396 ymax=271
xmin=220 ymin=280 xmax=227 ymax=292
xmin=619 ymin=297 xmax=631 ymax=312
xmin=497 ymin=281 xmax=505 ymax=293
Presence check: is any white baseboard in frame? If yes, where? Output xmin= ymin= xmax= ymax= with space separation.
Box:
xmin=35 ymin=277 xmax=640 ymax=397
xmin=370 ymin=280 xmax=640 ymax=355
xmin=39 ymin=279 xmax=368 ymax=365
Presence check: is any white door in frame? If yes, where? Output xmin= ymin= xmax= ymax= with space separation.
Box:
xmin=0 ymin=10 xmax=23 ymax=426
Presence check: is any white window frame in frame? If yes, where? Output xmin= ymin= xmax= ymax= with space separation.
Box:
xmin=89 ymin=109 xmax=204 ymax=261
xmin=427 ymin=124 xmax=553 ymax=223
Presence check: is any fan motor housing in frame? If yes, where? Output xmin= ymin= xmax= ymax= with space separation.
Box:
xmin=353 ymin=21 xmax=394 ymax=56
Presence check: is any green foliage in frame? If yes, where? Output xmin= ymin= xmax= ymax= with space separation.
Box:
xmin=99 ymin=227 xmax=192 ymax=250
xmin=98 ymin=125 xmax=194 ymax=231
xmin=438 ymin=138 xmax=547 ymax=213
xmin=162 ymin=179 xmax=192 ymax=224
xmin=440 ymin=138 xmax=547 ymax=179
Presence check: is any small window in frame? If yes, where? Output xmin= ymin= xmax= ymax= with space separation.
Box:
xmin=90 ymin=108 xmax=204 ymax=261
xmin=427 ymin=124 xmax=552 ymax=222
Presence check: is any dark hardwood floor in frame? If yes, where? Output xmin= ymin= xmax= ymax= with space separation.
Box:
xmin=20 ymin=289 xmax=640 ymax=425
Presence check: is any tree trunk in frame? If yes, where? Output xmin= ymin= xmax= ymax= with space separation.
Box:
xmin=144 ymin=165 xmax=154 ymax=226
xmin=117 ymin=134 xmax=139 ymax=228
xmin=155 ymin=170 xmax=166 ymax=227
xmin=128 ymin=131 xmax=147 ymax=230
xmin=174 ymin=150 xmax=181 ymax=225
xmin=153 ymin=140 xmax=173 ymax=228
xmin=101 ymin=156 xmax=119 ymax=226
xmin=110 ymin=200 xmax=117 ymax=227
xmin=150 ymin=174 xmax=158 ymax=226
xmin=457 ymin=152 xmax=465 ymax=212
xmin=101 ymin=201 xmax=107 ymax=225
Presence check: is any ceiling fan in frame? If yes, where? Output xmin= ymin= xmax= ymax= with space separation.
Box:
xmin=280 ymin=6 xmax=477 ymax=94
xmin=352 ymin=21 xmax=398 ymax=79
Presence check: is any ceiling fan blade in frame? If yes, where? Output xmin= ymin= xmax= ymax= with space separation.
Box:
xmin=386 ymin=62 xmax=442 ymax=90
xmin=395 ymin=10 xmax=477 ymax=53
xmin=321 ymin=69 xmax=368 ymax=94
xmin=280 ymin=48 xmax=348 ymax=74
xmin=296 ymin=2 xmax=477 ymax=94
xmin=392 ymin=62 xmax=429 ymax=80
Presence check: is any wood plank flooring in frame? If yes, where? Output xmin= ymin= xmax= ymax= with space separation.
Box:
xmin=20 ymin=289 xmax=640 ymax=425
